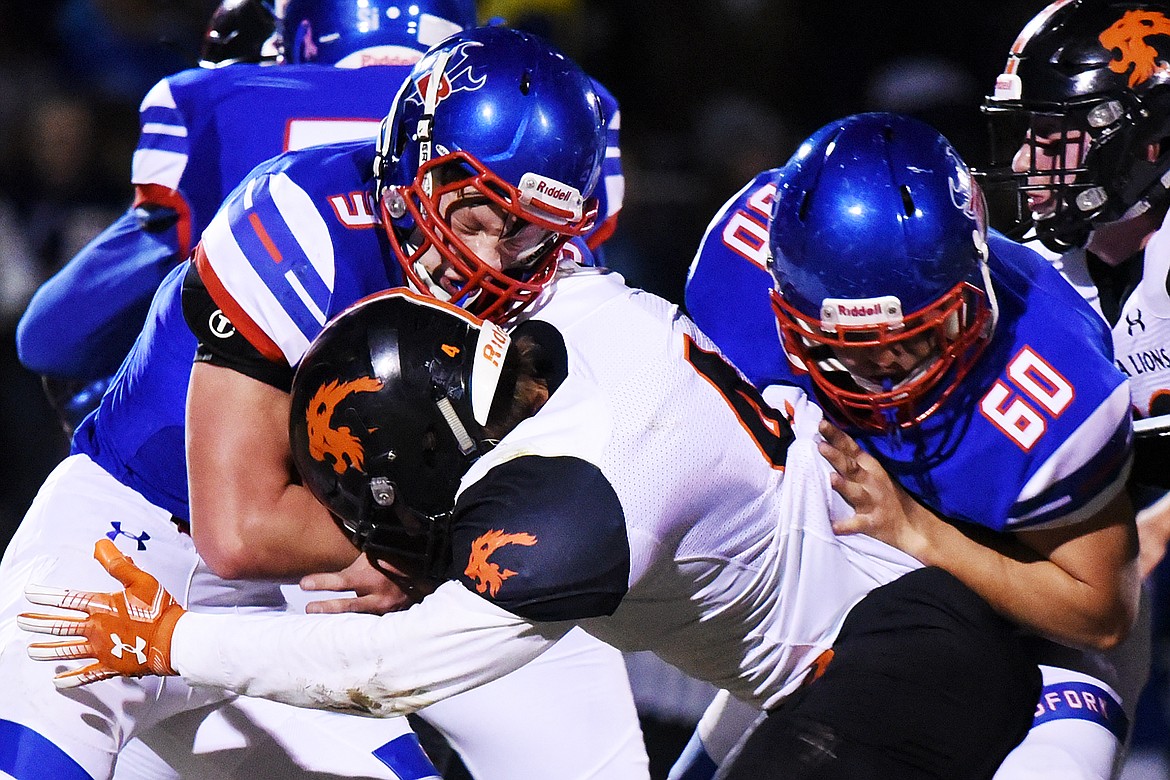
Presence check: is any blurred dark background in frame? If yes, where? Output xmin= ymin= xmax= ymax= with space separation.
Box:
xmin=2 ymin=1 xmax=1167 ymax=778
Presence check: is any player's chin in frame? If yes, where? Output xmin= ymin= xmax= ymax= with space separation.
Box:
xmin=1024 ymin=193 xmax=1057 ymax=217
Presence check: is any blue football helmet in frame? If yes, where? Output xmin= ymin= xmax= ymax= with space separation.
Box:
xmin=769 ymin=112 xmax=998 ymax=430
xmin=280 ymin=0 xmax=476 ymax=67
xmin=375 ymin=26 xmax=607 ymax=322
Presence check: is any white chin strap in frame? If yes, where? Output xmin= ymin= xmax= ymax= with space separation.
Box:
xmin=413 ymin=258 xmax=454 ymax=302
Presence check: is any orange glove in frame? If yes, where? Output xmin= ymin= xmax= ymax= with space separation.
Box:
xmin=18 ymin=538 xmax=185 ymax=689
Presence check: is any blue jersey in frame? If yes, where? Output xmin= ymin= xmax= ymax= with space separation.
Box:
xmin=63 ymin=57 xmax=620 ymax=520
xmin=17 ymin=63 xmax=410 ymax=382
xmin=685 ymin=170 xmax=1132 ymax=533
xmin=68 ymin=61 xmax=412 ymax=521
xmin=589 ymin=79 xmax=623 ymax=257
xmin=132 ymin=63 xmax=405 ymax=257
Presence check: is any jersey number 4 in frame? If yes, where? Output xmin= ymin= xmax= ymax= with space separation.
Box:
xmin=979 ymin=345 xmax=1074 ymax=451
xmin=685 ymin=335 xmax=793 ymax=468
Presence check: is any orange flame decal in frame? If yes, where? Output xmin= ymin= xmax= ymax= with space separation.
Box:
xmin=306 ymin=376 xmax=384 ymax=474
xmin=1099 ymin=10 xmax=1170 ymax=87
xmin=464 ymin=529 xmax=538 ymax=597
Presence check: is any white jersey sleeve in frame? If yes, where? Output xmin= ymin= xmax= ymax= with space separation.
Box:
xmin=196 ymin=171 xmax=338 ymax=367
xmin=131 ymin=78 xmax=190 ymax=190
xmin=171 ymin=580 xmax=571 ymax=716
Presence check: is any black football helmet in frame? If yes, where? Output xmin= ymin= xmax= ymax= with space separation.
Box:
xmin=980 ymin=0 xmax=1170 ymax=250
xmin=289 ymin=289 xmax=511 ymax=580
xmin=199 ymin=0 xmax=278 ymax=68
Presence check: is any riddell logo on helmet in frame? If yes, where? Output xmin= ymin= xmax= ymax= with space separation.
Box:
xmin=821 ymin=295 xmax=903 ymax=328
xmin=519 ymin=173 xmax=583 ymax=221
xmin=536 ymin=180 xmax=573 ymax=202
xmin=838 ymin=303 xmax=883 ymax=318
xmin=336 ymin=46 xmax=425 ymax=69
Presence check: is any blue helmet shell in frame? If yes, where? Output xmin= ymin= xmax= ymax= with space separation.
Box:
xmin=769 ymin=112 xmax=988 ymax=321
xmin=379 ymin=25 xmax=605 ymax=201
xmin=280 ymin=0 xmax=476 ymax=66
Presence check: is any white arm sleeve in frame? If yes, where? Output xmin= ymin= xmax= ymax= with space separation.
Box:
xmin=171 ymin=580 xmax=573 ymax=717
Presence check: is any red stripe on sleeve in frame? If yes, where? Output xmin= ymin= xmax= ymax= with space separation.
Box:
xmin=134 ymin=183 xmax=194 ymax=259
xmin=248 ymin=212 xmax=284 ymax=264
xmin=193 ymin=243 xmax=286 ymax=363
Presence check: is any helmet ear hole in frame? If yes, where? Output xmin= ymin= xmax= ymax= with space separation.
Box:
xmin=421 ymin=428 xmax=439 ymax=468
xmin=899 ymin=185 xmax=915 ymax=218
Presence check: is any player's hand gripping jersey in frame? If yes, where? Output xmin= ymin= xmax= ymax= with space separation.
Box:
xmin=22 ymin=282 xmax=1044 ymax=779
xmin=686 ymin=169 xmax=1132 ymax=534
xmin=5 ymin=23 xmax=646 ymax=780
xmin=678 ymin=143 xmax=1141 ymax=780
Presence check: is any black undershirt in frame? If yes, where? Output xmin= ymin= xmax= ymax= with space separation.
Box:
xmin=1085 ymin=249 xmax=1144 ymax=328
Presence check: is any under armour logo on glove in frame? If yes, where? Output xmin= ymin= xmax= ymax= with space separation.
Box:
xmin=17 ymin=538 xmax=185 ymax=688
xmin=109 ymin=634 xmax=147 ymax=664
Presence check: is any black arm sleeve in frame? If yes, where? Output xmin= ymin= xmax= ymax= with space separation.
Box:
xmin=449 ymin=455 xmax=631 ymax=622
xmin=181 ymin=261 xmax=294 ymax=392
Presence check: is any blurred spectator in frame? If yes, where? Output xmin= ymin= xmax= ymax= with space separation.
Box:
xmin=2 ymin=92 xmax=129 ymax=291
xmin=0 ymin=88 xmax=129 ymax=546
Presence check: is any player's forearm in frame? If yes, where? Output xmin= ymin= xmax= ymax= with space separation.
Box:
xmin=187 ymin=361 xmax=359 ymax=578
xmin=171 ymin=582 xmax=561 ymax=714
xmin=192 ymin=482 xmax=360 ymax=579
xmin=904 ymin=507 xmax=1138 ymax=650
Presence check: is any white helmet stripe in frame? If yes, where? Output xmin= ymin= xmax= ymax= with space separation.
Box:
xmin=471 ymin=321 xmax=511 ymax=426
xmin=418 ymin=47 xmax=453 ymax=198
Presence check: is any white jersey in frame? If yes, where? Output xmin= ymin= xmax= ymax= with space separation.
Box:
xmin=171 ymin=267 xmax=920 ymax=715
xmin=1044 ymin=215 xmax=1170 ymax=418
